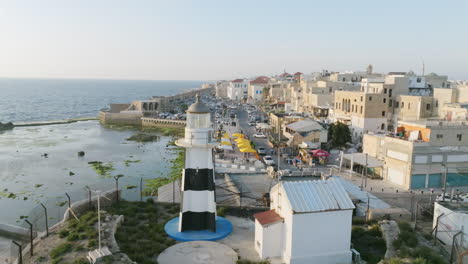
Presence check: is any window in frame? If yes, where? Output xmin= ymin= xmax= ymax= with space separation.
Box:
xmin=401 ymin=102 xmax=404 ymax=108
xmin=408 ymin=103 xmax=410 ymax=109
xmin=389 ymin=99 xmax=393 ymax=107
xmin=382 ymin=111 xmax=386 ymax=117
xmin=437 ymin=134 xmax=443 ymax=139
xmin=381 ymin=123 xmax=385 ymax=130
xmin=457 ymin=134 xmax=462 ymax=141
xmin=389 ymin=89 xmax=393 ymax=97
xmin=360 ymin=106 xmax=363 ymax=114
xmin=417 ymin=77 xmax=422 ymax=83
xmin=395 ymin=101 xmax=399 ymax=108
xmin=360 ymin=96 xmax=363 ymax=102
xmin=383 ymin=98 xmax=387 ymax=103
xmin=342 ymin=77 xmax=346 ymax=82
xmin=436 ymin=100 xmax=439 ymax=107
xmin=329 ymin=87 xmax=332 ymax=93
xmin=426 ymin=104 xmax=431 ymax=110
xmin=369 ymin=96 xmax=372 ymax=101
xmin=384 ymin=88 xmax=387 ymax=94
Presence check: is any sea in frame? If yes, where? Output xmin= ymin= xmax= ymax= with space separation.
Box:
xmin=0 ymin=79 xmax=204 ymax=256
xmin=0 ymin=78 xmax=205 ymax=123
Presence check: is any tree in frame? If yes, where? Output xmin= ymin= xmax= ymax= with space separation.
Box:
xmin=328 ymin=122 xmax=351 ymax=148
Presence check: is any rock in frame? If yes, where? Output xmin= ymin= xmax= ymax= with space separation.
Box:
xmin=78 ymin=151 xmax=85 ymax=157
xmin=380 ymin=220 xmax=400 ymax=259
xmin=0 ymin=122 xmax=14 ymax=131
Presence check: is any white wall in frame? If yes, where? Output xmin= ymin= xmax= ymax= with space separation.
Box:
xmin=255 ymin=219 xmax=284 ymax=259
xmin=186 ymin=148 xmax=214 ymax=169
xmin=433 ymin=203 xmax=468 ymax=246
xmin=287 ymin=210 xmax=353 ymax=264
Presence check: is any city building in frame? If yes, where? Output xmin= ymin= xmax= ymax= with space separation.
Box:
xmin=227 ymin=79 xmax=249 ymax=101
xmin=249 ymin=76 xmax=270 ymax=102
xmin=363 ymin=120 xmax=468 ymax=189
xmin=433 ymin=201 xmax=468 ymax=247
xmin=333 ymin=91 xmax=389 ymax=142
xmin=283 ymin=120 xmax=328 ymax=148
xmin=269 ymin=113 xmax=304 ymax=134
xmin=254 ymin=179 xmax=355 ymax=264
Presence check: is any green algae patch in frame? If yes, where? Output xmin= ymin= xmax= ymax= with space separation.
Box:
xmin=88 ymin=161 xmax=114 ymax=178
xmin=126 ymin=133 xmax=160 ymax=142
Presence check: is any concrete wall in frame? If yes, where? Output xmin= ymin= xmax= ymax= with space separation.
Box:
xmin=99 ymin=111 xmax=143 ymax=126
xmin=255 ymin=219 xmax=284 ymax=259
xmin=288 ymin=210 xmax=353 ymax=264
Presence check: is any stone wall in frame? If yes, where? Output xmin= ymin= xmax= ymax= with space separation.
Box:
xmin=99 ymin=111 xmax=143 ymax=126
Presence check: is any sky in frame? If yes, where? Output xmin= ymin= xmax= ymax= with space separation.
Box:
xmin=0 ymin=0 xmax=467 ymax=81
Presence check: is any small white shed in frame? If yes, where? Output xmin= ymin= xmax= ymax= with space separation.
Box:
xmin=254 ymin=179 xmax=355 ymax=264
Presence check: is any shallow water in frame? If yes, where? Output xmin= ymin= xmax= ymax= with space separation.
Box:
xmin=0 ymin=120 xmax=176 ymax=227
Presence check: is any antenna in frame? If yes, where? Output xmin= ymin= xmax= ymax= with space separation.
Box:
xmin=422 ymin=59 xmax=425 ymax=76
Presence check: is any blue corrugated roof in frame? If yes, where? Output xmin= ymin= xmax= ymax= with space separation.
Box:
xmin=281 ymin=179 xmax=355 ymax=213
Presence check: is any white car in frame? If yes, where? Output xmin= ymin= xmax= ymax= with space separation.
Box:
xmin=257 ymin=147 xmax=267 ymax=155
xmin=263 ymin=156 xmax=276 ymax=166
xmin=254 ymin=133 xmax=266 ymax=138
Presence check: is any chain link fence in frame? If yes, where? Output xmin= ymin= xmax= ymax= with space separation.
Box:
xmin=2 ymin=176 xmax=150 ymax=264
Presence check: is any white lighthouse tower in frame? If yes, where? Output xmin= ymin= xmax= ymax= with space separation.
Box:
xmin=175 ymin=94 xmax=218 ymax=232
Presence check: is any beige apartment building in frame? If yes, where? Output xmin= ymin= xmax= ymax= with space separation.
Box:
xmin=269 ymin=112 xmax=304 ymax=134
xmin=363 ymin=120 xmax=468 ymax=189
xmin=333 ymin=91 xmax=389 ymax=142
xmin=393 ymin=95 xmax=433 ymax=121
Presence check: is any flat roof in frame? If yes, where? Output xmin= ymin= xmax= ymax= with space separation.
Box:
xmin=343 ymin=153 xmax=383 ymax=168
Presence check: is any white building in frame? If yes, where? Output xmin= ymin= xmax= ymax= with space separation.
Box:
xmin=249 ymin=76 xmax=269 ymax=102
xmin=433 ymin=201 xmax=468 ymax=247
xmin=254 ymin=179 xmax=355 ymax=264
xmin=227 ymin=79 xmax=249 ymax=101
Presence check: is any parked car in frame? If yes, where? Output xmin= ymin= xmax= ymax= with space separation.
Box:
xmin=254 ymin=133 xmax=266 ymax=138
xmin=257 ymin=147 xmax=267 ymax=155
xmin=248 ymin=121 xmax=256 ymax=126
xmin=263 ymin=156 xmax=276 ymax=166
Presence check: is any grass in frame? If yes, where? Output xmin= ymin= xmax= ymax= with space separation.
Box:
xmin=351 ymin=225 xmax=386 ymax=264
xmin=107 ymin=200 xmax=179 ymax=263
xmin=391 ymin=222 xmax=447 ymax=264
xmin=50 ymin=242 xmax=73 ymax=259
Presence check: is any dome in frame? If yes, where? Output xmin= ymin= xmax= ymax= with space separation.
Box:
xmin=187 ymin=94 xmax=210 ymax=113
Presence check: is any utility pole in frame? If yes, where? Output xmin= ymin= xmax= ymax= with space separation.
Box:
xmin=443 ymin=163 xmax=448 ymax=202
xmin=364 ymin=153 xmax=368 ymax=188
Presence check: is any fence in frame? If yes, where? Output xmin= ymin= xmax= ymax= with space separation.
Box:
xmin=1 ymin=176 xmax=149 ymax=264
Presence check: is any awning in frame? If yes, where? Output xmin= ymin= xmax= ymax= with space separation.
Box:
xmin=218 ymin=145 xmax=233 ymax=150
xmin=221 ymin=141 xmax=232 ymax=146
xmin=343 ymin=153 xmax=383 ymax=168
xmin=232 ymin=133 xmax=244 ymax=138
xmin=310 ymin=149 xmax=330 ymax=157
xmin=299 ymin=141 xmax=319 ymax=149
xmin=240 ymin=148 xmax=257 ymax=153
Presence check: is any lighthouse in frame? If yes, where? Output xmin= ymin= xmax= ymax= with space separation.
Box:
xmin=175 ymin=94 xmax=218 ymax=232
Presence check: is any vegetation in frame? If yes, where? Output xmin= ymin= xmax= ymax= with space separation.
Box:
xmin=217 ymin=206 xmax=226 ymax=217
xmin=50 ymin=242 xmax=73 ymax=259
xmin=107 ymin=200 xmax=179 ymax=263
xmin=126 ymin=133 xmax=160 ymax=142
xmin=351 ymin=225 xmax=386 ymax=264
xmin=144 ymin=148 xmax=185 ymax=195
xmin=392 ymin=222 xmax=447 ymax=264
xmin=88 ymin=161 xmax=115 ymax=178
xmin=142 ymin=126 xmax=184 ymax=137
xmin=328 ymin=122 xmax=352 ymax=148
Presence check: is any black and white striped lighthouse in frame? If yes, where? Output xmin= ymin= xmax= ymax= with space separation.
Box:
xmin=175 ymin=94 xmax=218 ymax=232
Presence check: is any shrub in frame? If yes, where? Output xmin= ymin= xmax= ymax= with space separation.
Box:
xmin=50 ymin=243 xmax=72 ymax=259
xmin=58 ymin=229 xmax=69 ymax=238
xmin=88 ymin=239 xmax=97 ymax=248
xmin=36 ymin=256 xmax=47 ymax=262
xmin=368 ymin=224 xmax=382 ymax=237
xmin=67 ymin=231 xmax=79 ymax=241
xmin=217 ymin=206 xmax=226 ymax=217
xmin=51 ymin=257 xmax=63 ymax=264
xmin=352 ymin=218 xmax=366 ymax=225
xmin=72 ymin=258 xmax=89 ymax=264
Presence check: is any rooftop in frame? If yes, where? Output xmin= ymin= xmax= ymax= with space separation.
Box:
xmin=250 ymin=76 xmax=269 ymax=85
xmin=187 ymin=94 xmax=210 ymax=113
xmin=286 ymin=120 xmax=324 ymax=132
xmin=253 ymin=210 xmax=284 ymax=226
xmin=281 ymin=179 xmax=355 ymax=214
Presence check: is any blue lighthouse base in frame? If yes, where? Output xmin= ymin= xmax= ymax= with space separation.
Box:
xmin=164 ymin=216 xmax=233 ymax=242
